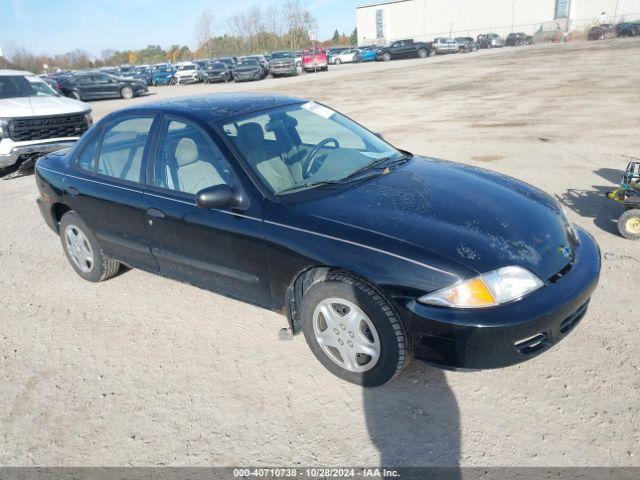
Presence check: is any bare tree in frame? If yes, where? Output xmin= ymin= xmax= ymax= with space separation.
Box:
xmin=282 ymin=0 xmax=318 ymax=51
xmin=195 ymin=9 xmax=216 ymax=58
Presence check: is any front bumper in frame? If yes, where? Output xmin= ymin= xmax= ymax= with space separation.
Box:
xmin=0 ymin=139 xmax=77 ymax=168
xmin=397 ymin=226 xmax=600 ymax=370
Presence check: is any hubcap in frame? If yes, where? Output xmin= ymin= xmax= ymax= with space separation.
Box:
xmin=626 ymin=217 xmax=640 ymax=234
xmin=64 ymin=225 xmax=94 ymax=273
xmin=313 ymin=298 xmax=380 ymax=373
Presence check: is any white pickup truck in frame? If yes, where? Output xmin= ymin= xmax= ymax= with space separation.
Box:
xmin=0 ymin=70 xmax=92 ymax=174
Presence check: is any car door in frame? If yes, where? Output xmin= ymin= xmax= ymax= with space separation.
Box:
xmin=143 ymin=115 xmax=273 ymax=307
xmin=94 ymin=74 xmax=121 ymax=99
xmin=65 ymin=113 xmax=159 ymax=272
xmin=75 ymin=75 xmax=99 ymax=100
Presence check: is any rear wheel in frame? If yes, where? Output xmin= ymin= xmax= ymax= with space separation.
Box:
xmin=618 ymin=209 xmax=640 ymax=240
xmin=382 ymin=52 xmax=391 ymax=62
xmin=301 ymin=272 xmax=409 ymax=386
xmin=121 ymin=86 xmax=134 ymax=99
xmin=59 ymin=212 xmax=121 ymax=282
xmin=70 ymin=91 xmax=82 ymax=101
xmin=417 ymin=48 xmax=427 ymax=58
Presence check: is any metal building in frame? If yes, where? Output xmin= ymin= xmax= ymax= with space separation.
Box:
xmin=356 ymin=0 xmax=640 ymax=45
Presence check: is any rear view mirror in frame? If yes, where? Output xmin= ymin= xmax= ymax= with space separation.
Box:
xmin=196 ymin=184 xmax=239 ymax=209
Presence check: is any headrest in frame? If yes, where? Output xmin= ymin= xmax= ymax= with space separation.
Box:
xmin=265 ymin=115 xmax=298 ymax=132
xmin=237 ymin=122 xmax=265 ymax=147
xmin=175 ymin=138 xmax=199 ymax=167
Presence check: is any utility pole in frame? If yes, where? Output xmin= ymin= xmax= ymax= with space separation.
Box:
xmin=511 ymin=0 xmax=516 ymax=33
xmin=614 ymin=0 xmax=620 ymax=22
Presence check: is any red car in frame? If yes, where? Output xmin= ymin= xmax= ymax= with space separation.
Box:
xmin=301 ymin=48 xmax=328 ymax=72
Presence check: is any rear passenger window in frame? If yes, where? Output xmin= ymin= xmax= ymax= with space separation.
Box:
xmin=94 ymin=117 xmax=153 ymax=182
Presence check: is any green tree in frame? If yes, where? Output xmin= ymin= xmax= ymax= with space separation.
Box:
xmin=332 ymin=29 xmax=340 ymax=43
xmin=349 ymin=27 xmax=358 ymax=45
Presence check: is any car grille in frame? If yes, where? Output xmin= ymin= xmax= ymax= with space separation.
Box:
xmin=9 ymin=114 xmax=88 ymax=142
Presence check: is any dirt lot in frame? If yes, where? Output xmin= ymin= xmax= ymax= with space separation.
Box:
xmin=1 ymin=39 xmax=639 ymax=467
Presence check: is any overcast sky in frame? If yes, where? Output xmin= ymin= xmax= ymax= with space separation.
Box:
xmin=1 ymin=0 xmax=362 ymax=57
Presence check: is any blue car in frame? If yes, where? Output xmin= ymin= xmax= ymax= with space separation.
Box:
xmin=359 ymin=48 xmax=378 ymax=62
xmin=151 ymin=65 xmax=176 ymax=86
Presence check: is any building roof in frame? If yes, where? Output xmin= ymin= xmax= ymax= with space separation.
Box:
xmin=357 ymin=0 xmax=413 ymax=9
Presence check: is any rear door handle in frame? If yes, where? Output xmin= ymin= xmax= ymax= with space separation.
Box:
xmin=67 ymin=187 xmax=80 ymax=197
xmin=147 ymin=208 xmax=165 ymax=219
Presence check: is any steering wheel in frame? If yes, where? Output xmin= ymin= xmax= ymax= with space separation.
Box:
xmin=302 ymin=137 xmax=340 ymax=177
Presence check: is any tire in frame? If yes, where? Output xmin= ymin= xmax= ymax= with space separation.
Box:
xmin=70 ymin=91 xmax=82 ymax=101
xmin=417 ymin=48 xmax=427 ymax=58
xmin=301 ymin=272 xmax=409 ymax=387
xmin=618 ymin=209 xmax=640 ymax=240
xmin=120 ymin=86 xmax=134 ymax=99
xmin=59 ymin=211 xmax=121 ymax=282
xmin=334 ymin=58 xmax=341 ymax=65
xmin=382 ymin=52 xmax=391 ymax=62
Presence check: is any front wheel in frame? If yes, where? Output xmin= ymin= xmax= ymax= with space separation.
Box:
xmin=382 ymin=52 xmax=391 ymax=62
xmin=59 ymin=212 xmax=121 ymax=282
xmin=121 ymin=86 xmax=134 ymax=99
xmin=618 ymin=209 xmax=640 ymax=240
xmin=417 ymin=48 xmax=427 ymax=58
xmin=301 ymin=272 xmax=409 ymax=386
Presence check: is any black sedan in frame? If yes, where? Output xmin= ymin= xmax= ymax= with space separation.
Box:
xmin=203 ymin=62 xmax=232 ymax=83
xmin=58 ymin=73 xmax=148 ymax=101
xmin=34 ymin=94 xmax=600 ymax=386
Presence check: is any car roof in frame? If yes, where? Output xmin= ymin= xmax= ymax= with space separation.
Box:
xmin=0 ymin=69 xmax=34 ymax=76
xmin=117 ymin=93 xmax=305 ymax=122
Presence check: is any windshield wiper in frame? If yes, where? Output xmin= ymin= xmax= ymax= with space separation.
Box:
xmin=343 ymin=154 xmax=411 ymax=182
xmin=275 ymin=179 xmax=346 ymax=196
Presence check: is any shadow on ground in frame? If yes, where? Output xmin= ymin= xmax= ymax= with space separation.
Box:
xmin=363 ymin=361 xmax=459 ymax=470
xmin=557 ymin=183 xmax=623 ymax=236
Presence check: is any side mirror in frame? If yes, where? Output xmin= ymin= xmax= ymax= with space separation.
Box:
xmin=196 ymin=184 xmax=239 ymax=209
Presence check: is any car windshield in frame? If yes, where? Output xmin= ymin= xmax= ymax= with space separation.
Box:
xmin=0 ymin=75 xmax=40 ymax=99
xmin=239 ymin=59 xmax=258 ymax=66
xmin=272 ymin=52 xmax=293 ymax=59
xmin=178 ymin=65 xmax=195 ymax=71
xmin=28 ymin=79 xmax=58 ymax=96
xmin=221 ymin=102 xmax=405 ymax=195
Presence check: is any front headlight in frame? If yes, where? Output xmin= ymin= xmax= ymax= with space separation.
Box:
xmin=418 ymin=266 xmax=543 ymax=309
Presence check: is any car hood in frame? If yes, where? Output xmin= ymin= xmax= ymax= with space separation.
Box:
xmin=292 ymin=157 xmax=577 ymax=281
xmin=0 ymin=96 xmax=89 ymax=118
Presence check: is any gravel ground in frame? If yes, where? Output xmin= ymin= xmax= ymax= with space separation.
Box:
xmin=1 ymin=38 xmax=639 ymax=467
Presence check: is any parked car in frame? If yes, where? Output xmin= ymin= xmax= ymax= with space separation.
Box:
xmin=40 ymin=75 xmax=63 ymax=94
xmin=0 ymin=70 xmax=92 ymax=173
xmin=433 ymin=37 xmax=460 ymax=54
xmin=455 ymin=37 xmax=479 ymax=52
xmin=151 ymin=64 xmax=176 ymax=86
xmin=505 ymin=32 xmax=534 ymax=46
xmin=302 ymin=48 xmax=328 ymax=72
xmin=358 ymin=47 xmax=379 ymax=62
xmin=233 ymin=58 xmax=266 ymax=82
xmin=616 ymin=22 xmax=640 ymax=37
xmin=244 ymin=55 xmax=270 ymax=74
xmin=477 ymin=33 xmax=505 ymax=48
xmin=328 ymin=49 xmax=361 ymax=64
xmin=202 ymin=62 xmax=230 ymax=83
xmin=294 ymin=51 xmax=302 ymax=67
xmin=58 ymin=73 xmax=148 ymax=101
xmin=268 ymin=51 xmax=298 ymax=77
xmin=588 ymin=24 xmax=617 ymax=40
xmin=132 ymin=66 xmax=153 ymax=86
xmin=376 ymin=39 xmax=433 ymax=61
xmin=34 ymin=93 xmax=601 ymax=386
xmin=174 ymin=63 xmax=203 ymax=84
xmin=216 ymin=57 xmax=238 ymax=74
